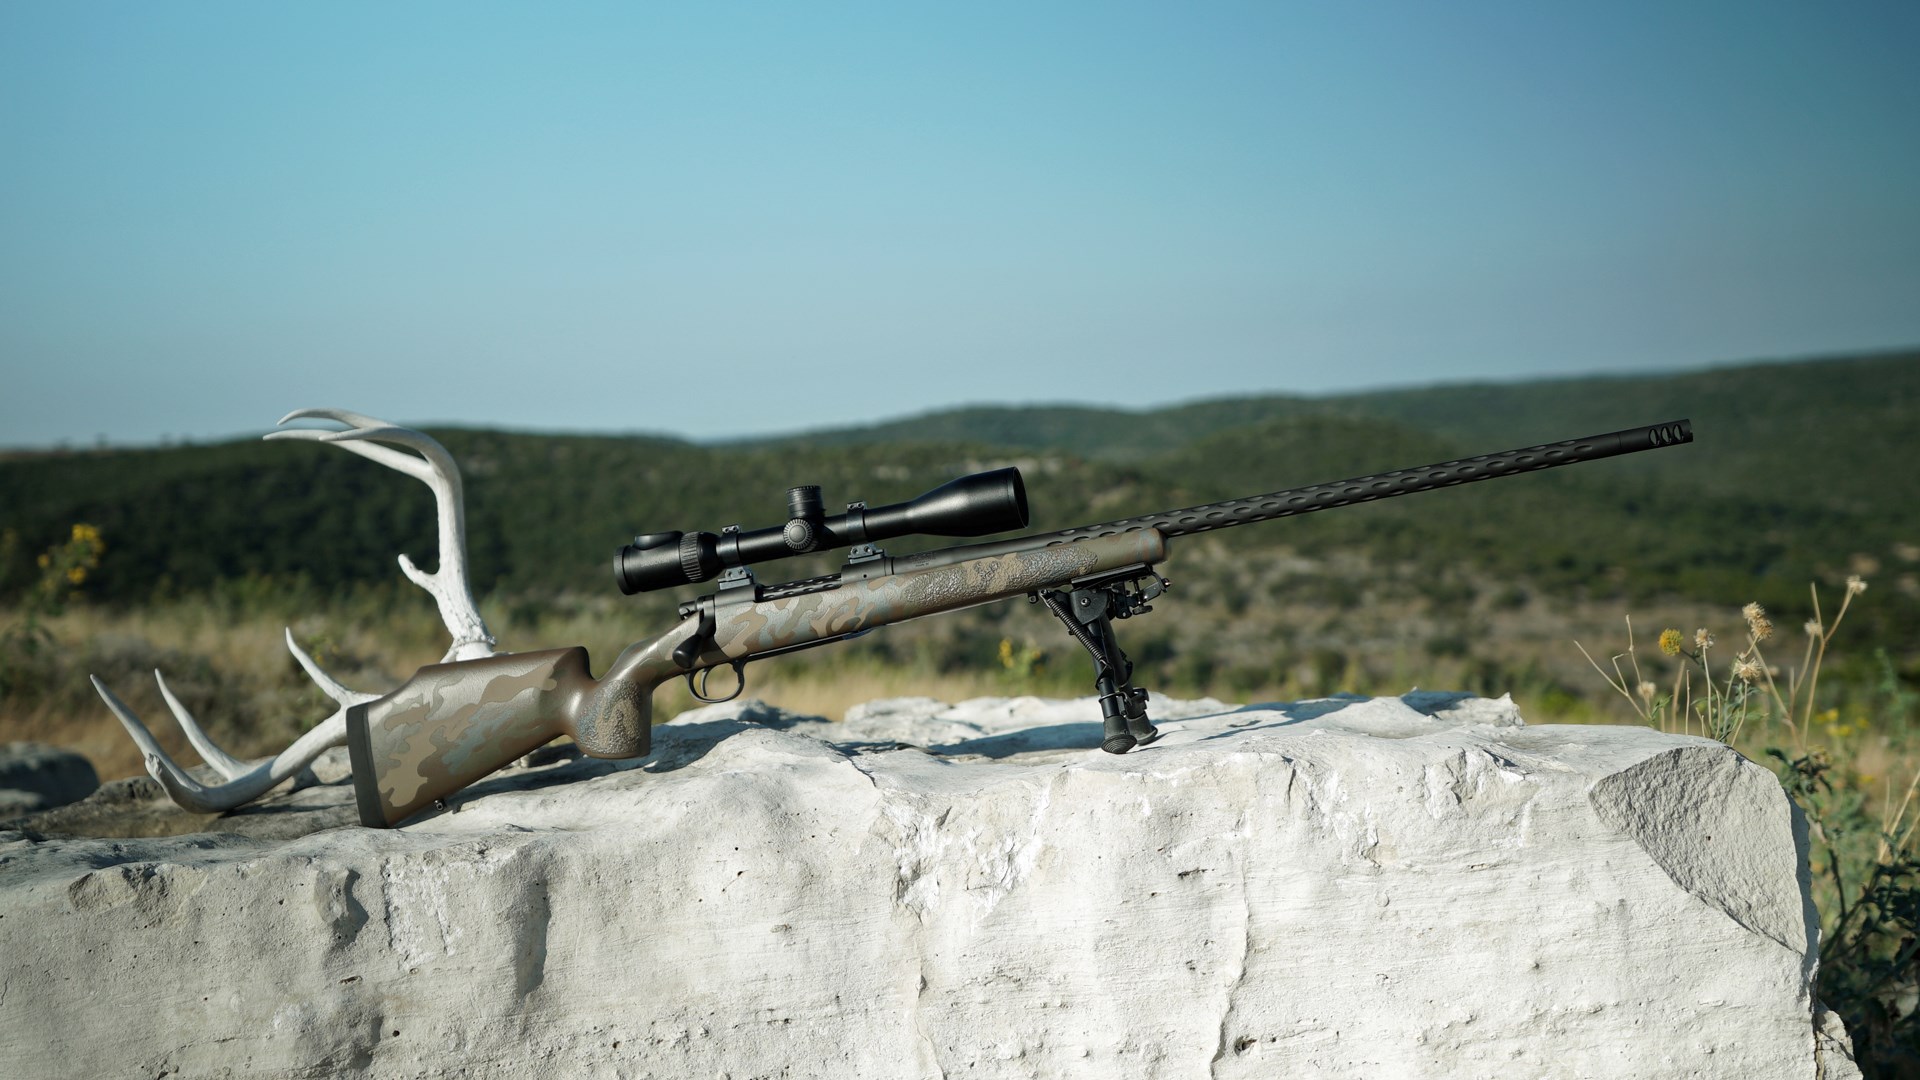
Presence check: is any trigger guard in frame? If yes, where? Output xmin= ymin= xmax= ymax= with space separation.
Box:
xmin=686 ymin=660 xmax=747 ymax=704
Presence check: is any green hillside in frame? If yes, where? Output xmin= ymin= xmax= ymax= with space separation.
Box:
xmin=747 ymin=349 xmax=1920 ymax=515
xmin=1345 ymin=350 xmax=1920 ymax=515
xmin=2 ymin=350 xmax=1915 ymax=648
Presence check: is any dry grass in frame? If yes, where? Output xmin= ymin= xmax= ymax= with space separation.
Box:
xmin=0 ymin=600 xmax=1064 ymax=781
xmin=0 ymin=581 xmax=1764 ymax=783
xmin=2 ymin=601 xmax=446 ymax=780
xmin=3 ymin=557 xmax=1908 ymax=802
xmin=1574 ymin=579 xmax=1920 ymax=846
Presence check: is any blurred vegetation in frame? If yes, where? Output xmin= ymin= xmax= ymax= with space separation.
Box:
xmin=0 ymin=524 xmax=105 ymax=700
xmin=3 ymin=351 xmax=1916 ymax=642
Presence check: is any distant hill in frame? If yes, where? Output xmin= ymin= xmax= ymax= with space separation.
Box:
xmin=741 ymin=349 xmax=1920 ymax=516
xmin=2 ymin=349 xmax=1915 ymax=644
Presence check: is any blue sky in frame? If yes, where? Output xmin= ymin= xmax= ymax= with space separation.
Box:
xmin=2 ymin=2 xmax=1916 ymax=447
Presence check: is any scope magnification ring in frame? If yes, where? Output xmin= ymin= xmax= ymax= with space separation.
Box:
xmin=679 ymin=534 xmax=706 ymax=584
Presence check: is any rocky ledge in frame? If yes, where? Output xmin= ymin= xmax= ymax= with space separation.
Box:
xmin=0 ymin=692 xmax=1858 ymax=1078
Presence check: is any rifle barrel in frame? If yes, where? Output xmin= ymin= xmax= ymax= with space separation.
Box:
xmin=895 ymin=420 xmax=1691 ymax=572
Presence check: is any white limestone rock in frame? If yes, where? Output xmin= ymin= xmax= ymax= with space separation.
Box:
xmin=0 ymin=693 xmax=1849 ymax=1078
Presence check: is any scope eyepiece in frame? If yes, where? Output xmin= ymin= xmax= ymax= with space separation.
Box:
xmin=615 ymin=467 xmax=1028 ymax=595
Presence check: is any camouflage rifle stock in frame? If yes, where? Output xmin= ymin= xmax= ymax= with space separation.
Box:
xmin=346 ymin=419 xmax=1692 ymax=827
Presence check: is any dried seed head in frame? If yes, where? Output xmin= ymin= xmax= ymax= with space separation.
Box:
xmin=1846 ymin=575 xmax=1868 ymax=596
xmin=1694 ymin=628 xmax=1714 ymax=651
xmin=1742 ymin=602 xmax=1774 ymax=641
xmin=1636 ymin=681 xmax=1657 ymax=704
xmin=1805 ymin=618 xmax=1823 ymax=638
xmin=1658 ymin=628 xmax=1683 ymax=656
xmin=1734 ymin=658 xmax=1763 ymax=684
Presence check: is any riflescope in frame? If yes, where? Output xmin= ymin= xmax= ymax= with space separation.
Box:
xmin=615 ymin=468 xmax=1029 ymax=595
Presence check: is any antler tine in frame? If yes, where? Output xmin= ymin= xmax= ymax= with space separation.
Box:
xmin=90 ymin=607 xmax=377 ymax=809
xmin=92 ymin=662 xmax=375 ymax=813
xmin=91 ymin=676 xmax=309 ymax=812
xmin=283 ymin=627 xmax=360 ymax=701
xmin=268 ymin=410 xmax=494 ymax=663
xmin=93 ymin=675 xmax=196 ymax=781
xmin=153 ymin=670 xmax=252 ymax=780
xmin=276 ymin=406 xmax=393 ymax=430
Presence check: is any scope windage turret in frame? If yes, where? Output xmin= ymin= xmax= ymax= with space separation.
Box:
xmin=614 ymin=468 xmax=1029 ymax=594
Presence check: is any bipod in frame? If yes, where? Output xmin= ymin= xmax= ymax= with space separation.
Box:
xmin=1034 ymin=564 xmax=1169 ymax=754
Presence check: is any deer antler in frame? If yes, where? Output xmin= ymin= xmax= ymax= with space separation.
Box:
xmin=91 ymin=409 xmax=496 ymax=812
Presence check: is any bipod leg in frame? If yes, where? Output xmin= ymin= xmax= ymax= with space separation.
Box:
xmin=1038 ymin=587 xmax=1159 ymax=754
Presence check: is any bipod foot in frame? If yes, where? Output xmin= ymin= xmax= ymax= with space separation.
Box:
xmin=1100 ymin=686 xmax=1157 ymax=755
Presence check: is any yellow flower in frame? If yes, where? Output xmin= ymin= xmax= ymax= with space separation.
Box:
xmin=998 ymin=638 xmax=1014 ymax=669
xmin=66 ymin=566 xmax=86 ymax=585
xmin=36 ymin=553 xmax=50 ymax=569
xmin=1658 ymin=628 xmax=1683 ymax=656
xmin=70 ymin=523 xmax=100 ymax=544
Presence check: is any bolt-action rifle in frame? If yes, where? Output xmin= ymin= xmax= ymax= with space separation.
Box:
xmin=343 ymin=420 xmax=1692 ymax=827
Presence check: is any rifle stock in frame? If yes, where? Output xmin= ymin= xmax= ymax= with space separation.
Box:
xmin=348 ymin=529 xmax=1168 ymax=826
xmin=344 ymin=632 xmax=691 ymax=828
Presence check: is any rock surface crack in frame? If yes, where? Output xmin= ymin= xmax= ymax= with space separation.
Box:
xmin=1209 ymin=852 xmax=1254 ymax=1076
